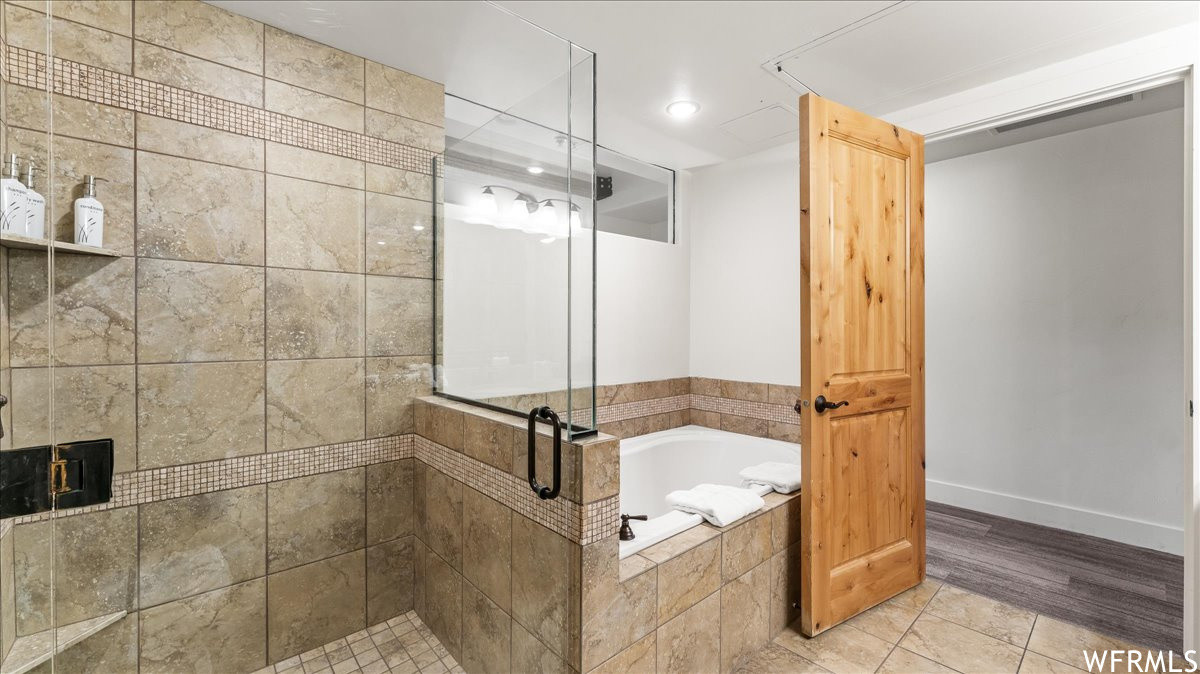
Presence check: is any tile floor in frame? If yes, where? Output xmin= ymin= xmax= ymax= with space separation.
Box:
xmin=255 ymin=612 xmax=462 ymax=674
xmin=737 ymin=579 xmax=1170 ymax=674
xmin=253 ymin=581 xmax=1168 ymax=674
xmin=927 ymin=501 xmax=1182 ymax=652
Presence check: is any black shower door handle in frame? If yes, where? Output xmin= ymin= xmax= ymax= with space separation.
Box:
xmin=527 ymin=406 xmax=562 ymax=500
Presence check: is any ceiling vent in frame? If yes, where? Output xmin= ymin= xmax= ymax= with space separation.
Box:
xmin=718 ymin=105 xmax=798 ymax=144
xmin=994 ymin=93 xmax=1137 ymax=133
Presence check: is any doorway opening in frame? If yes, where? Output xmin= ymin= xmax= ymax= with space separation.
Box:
xmin=924 ymin=80 xmax=1187 ymax=652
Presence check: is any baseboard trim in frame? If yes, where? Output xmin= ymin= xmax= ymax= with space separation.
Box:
xmin=926 ymin=479 xmax=1183 ymax=555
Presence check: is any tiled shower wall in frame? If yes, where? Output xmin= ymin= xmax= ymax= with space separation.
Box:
xmin=0 ymin=0 xmax=442 ymax=670
xmin=412 ymin=396 xmax=621 ymax=674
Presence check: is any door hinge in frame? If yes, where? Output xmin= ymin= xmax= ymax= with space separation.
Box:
xmin=1190 ymin=400 xmax=1194 ymax=418
xmin=0 ymin=439 xmax=113 ymax=517
xmin=50 ymin=455 xmax=72 ymax=496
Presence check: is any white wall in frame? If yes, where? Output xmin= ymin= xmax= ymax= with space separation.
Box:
xmin=879 ymin=19 xmax=1198 ymax=645
xmin=688 ymin=143 xmax=801 ymax=386
xmin=926 ymin=109 xmax=1186 ymax=553
xmin=596 ymin=225 xmax=691 ymax=385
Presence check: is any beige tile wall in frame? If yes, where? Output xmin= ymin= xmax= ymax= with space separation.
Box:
xmin=583 ymin=492 xmax=802 ymax=674
xmin=412 ymin=396 xmax=622 ymax=673
xmin=0 ymin=0 xmax=443 ymax=669
xmin=462 ymin=380 xmax=803 ymax=673
xmin=487 ymin=377 xmax=803 ymax=443
xmin=412 ymin=391 xmax=799 ymax=674
xmin=412 ymin=391 xmax=802 ymax=674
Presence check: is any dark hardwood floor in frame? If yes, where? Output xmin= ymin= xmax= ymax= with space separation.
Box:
xmin=926 ymin=501 xmax=1184 ymax=653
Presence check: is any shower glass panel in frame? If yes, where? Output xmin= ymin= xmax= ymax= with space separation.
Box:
xmin=1 ymin=4 xmax=105 ymax=671
xmin=435 ymin=21 xmax=597 ymax=436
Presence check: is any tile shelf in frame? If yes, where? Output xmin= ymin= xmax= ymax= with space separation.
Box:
xmin=0 ymin=233 xmax=119 ymax=257
xmin=0 ymin=610 xmax=127 ymax=674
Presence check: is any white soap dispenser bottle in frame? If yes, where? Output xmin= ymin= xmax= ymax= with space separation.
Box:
xmin=22 ymin=163 xmax=45 ymax=240
xmin=73 ymin=175 xmax=105 ymax=247
xmin=1 ymin=154 xmax=28 ymax=236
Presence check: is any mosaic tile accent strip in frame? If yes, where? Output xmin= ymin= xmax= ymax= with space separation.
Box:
xmin=414 ymin=435 xmax=617 ymax=544
xmin=689 ymin=394 xmax=796 ymax=424
xmin=582 ymin=495 xmax=620 ymax=546
xmin=5 ymin=46 xmax=439 ymax=175
xmin=3 ymin=435 xmax=412 ymax=526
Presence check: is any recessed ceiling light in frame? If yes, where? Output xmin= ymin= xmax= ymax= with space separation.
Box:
xmin=540 ymin=237 xmax=556 ymax=244
xmin=413 ymin=224 xmax=425 ymax=231
xmin=526 ymin=166 xmax=545 ymax=175
xmin=666 ymin=100 xmax=700 ymax=118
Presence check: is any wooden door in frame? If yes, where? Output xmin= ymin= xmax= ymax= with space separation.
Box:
xmin=799 ymin=94 xmax=925 ymax=636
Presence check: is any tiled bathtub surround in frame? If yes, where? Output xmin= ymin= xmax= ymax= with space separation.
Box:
xmin=412 ymin=396 xmax=621 ymax=672
xmin=412 ymin=395 xmax=797 ymax=674
xmin=581 ymin=492 xmax=801 ymax=674
xmin=0 ymin=0 xmax=444 ymax=669
xmin=486 ymin=377 xmax=802 ymax=443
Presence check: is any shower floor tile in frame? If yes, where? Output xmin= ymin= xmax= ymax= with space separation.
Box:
xmin=256 ymin=612 xmax=462 ymax=674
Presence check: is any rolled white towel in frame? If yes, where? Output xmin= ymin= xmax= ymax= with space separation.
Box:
xmin=739 ymin=462 xmax=801 ymax=494
xmin=665 ymin=483 xmax=765 ymax=527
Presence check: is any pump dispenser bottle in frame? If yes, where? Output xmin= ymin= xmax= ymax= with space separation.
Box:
xmin=22 ymin=163 xmax=44 ymax=239
xmin=1 ymin=154 xmax=27 ymax=235
xmin=74 ymin=175 xmax=104 ymax=247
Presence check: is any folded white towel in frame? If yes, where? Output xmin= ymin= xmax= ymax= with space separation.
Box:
xmin=665 ymin=483 xmax=765 ymax=527
xmin=739 ymin=462 xmax=802 ymax=494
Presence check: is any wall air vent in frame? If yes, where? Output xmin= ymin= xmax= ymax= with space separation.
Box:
xmin=994 ymin=94 xmax=1136 ymax=133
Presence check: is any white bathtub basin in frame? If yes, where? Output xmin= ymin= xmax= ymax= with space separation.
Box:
xmin=618 ymin=425 xmax=800 ymax=558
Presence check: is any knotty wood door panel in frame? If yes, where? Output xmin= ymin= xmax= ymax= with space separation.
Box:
xmin=799 ymin=94 xmax=925 ymax=636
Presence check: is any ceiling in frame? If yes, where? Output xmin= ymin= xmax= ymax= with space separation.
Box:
xmin=926 ymin=81 xmax=1185 ymax=163
xmin=210 ymin=1 xmax=1196 ymax=170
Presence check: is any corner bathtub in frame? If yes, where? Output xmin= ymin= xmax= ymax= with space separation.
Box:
xmin=618 ymin=425 xmax=800 ymax=559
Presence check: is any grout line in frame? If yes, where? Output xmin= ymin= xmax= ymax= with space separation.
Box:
xmin=129 ymin=32 xmax=145 ymax=666
xmin=361 ymin=114 xmax=369 ymax=451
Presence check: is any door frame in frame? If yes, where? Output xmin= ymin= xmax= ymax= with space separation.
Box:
xmin=887 ymin=23 xmax=1199 ymax=650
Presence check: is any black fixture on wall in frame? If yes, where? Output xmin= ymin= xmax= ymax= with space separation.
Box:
xmin=596 ymin=175 xmax=613 ymax=200
xmin=0 ymin=439 xmax=114 ymax=517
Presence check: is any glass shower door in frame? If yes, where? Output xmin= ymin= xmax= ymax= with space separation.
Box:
xmin=428 ymin=16 xmax=597 ymax=671
xmin=435 ymin=36 xmax=596 ymax=436
xmin=1 ymin=3 xmax=136 ymax=670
